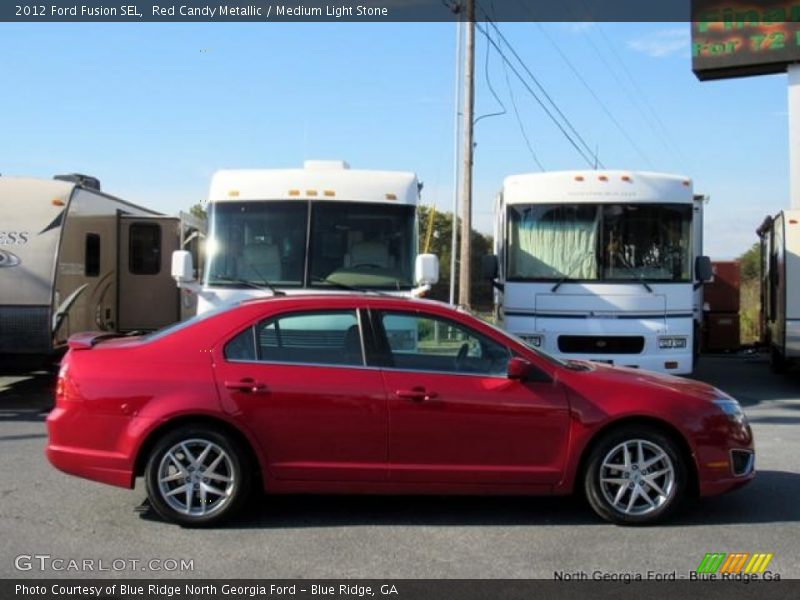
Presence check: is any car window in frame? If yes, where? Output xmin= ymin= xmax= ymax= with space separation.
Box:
xmin=243 ymin=310 xmax=365 ymax=367
xmin=224 ymin=327 xmax=257 ymax=361
xmin=379 ymin=311 xmax=510 ymax=376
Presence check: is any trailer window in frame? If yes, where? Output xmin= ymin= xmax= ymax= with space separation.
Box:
xmin=85 ymin=233 xmax=100 ymax=277
xmin=129 ymin=223 xmax=161 ymax=275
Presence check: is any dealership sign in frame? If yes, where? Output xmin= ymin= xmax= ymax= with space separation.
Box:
xmin=692 ymin=2 xmax=800 ymax=80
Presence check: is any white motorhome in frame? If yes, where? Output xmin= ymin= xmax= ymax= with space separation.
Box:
xmin=758 ymin=210 xmax=800 ymax=372
xmin=0 ymin=174 xmax=204 ymax=355
xmin=173 ymin=160 xmax=438 ymax=314
xmin=483 ymin=171 xmax=711 ymax=374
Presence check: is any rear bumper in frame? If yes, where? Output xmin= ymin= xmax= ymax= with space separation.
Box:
xmin=46 ymin=406 xmax=152 ymax=489
xmin=46 ymin=444 xmax=134 ymax=488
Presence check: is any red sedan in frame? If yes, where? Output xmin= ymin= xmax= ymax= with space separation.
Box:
xmin=47 ymin=294 xmax=754 ymax=526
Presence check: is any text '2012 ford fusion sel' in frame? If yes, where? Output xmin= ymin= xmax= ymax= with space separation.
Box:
xmin=46 ymin=295 xmax=754 ymax=526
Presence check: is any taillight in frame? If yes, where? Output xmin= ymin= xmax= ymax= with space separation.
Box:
xmin=55 ymin=361 xmax=78 ymax=404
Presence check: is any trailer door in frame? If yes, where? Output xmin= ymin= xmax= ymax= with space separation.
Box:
xmin=118 ymin=216 xmax=180 ymax=331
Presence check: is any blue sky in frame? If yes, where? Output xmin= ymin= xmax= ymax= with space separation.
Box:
xmin=0 ymin=22 xmax=791 ymax=258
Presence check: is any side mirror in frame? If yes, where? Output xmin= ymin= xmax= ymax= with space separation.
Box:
xmin=482 ymin=254 xmax=499 ymax=280
xmin=172 ymin=250 xmax=195 ymax=283
xmin=507 ymin=357 xmax=531 ymax=380
xmin=415 ymin=253 xmax=439 ymax=286
xmin=695 ymin=256 xmax=713 ymax=282
xmin=508 ymin=356 xmax=553 ymax=383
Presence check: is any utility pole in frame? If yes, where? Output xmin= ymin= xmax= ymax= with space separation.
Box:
xmin=458 ymin=0 xmax=475 ymax=309
xmin=449 ymin=12 xmax=463 ymax=305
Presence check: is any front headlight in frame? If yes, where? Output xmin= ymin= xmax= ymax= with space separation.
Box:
xmin=713 ymin=398 xmax=746 ymax=423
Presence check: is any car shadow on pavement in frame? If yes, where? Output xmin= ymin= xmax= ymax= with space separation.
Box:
xmin=138 ymin=470 xmax=799 ymax=529
xmin=673 ymin=470 xmax=800 ymax=526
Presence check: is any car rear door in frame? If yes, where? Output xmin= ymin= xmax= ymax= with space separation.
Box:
xmin=373 ymin=309 xmax=570 ymax=486
xmin=214 ymin=307 xmax=388 ymax=482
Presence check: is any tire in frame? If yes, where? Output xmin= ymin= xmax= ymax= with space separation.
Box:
xmin=584 ymin=426 xmax=687 ymax=525
xmin=144 ymin=424 xmax=251 ymax=527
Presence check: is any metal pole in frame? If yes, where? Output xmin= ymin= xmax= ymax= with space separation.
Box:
xmin=449 ymin=17 xmax=463 ymax=305
xmin=789 ymin=64 xmax=800 ymax=209
xmin=458 ymin=0 xmax=475 ymax=309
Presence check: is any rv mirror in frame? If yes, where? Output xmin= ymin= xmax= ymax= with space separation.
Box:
xmin=415 ymin=254 xmax=439 ymax=286
xmin=171 ymin=250 xmax=195 ymax=283
xmin=482 ymin=254 xmax=499 ymax=280
xmin=695 ymin=256 xmax=713 ymax=282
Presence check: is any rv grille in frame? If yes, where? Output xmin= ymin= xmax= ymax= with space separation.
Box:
xmin=558 ymin=335 xmax=645 ymax=355
xmin=0 ymin=306 xmax=51 ymax=353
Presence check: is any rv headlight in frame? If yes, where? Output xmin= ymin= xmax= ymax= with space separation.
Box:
xmin=658 ymin=336 xmax=688 ymax=349
xmin=518 ymin=334 xmax=543 ymax=348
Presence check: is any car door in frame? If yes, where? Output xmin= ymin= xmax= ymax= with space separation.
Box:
xmin=374 ymin=309 xmax=570 ymax=486
xmin=214 ymin=308 xmax=388 ymax=482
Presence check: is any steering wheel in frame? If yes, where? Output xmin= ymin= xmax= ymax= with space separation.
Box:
xmin=454 ymin=343 xmax=470 ymax=372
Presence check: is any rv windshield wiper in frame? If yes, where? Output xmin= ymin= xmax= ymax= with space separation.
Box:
xmin=632 ymin=270 xmax=653 ymax=293
xmin=311 ymin=276 xmax=389 ymax=296
xmin=211 ymin=275 xmax=285 ymax=296
xmin=551 ymin=277 xmax=572 ymax=293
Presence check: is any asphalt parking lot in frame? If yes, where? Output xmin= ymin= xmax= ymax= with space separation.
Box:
xmin=1 ymin=353 xmax=798 ymax=580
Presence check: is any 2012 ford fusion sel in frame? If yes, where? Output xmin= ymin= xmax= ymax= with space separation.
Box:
xmin=46 ymin=294 xmax=754 ymax=526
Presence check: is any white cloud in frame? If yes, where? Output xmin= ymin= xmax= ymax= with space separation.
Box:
xmin=628 ymin=28 xmax=690 ymax=58
xmin=562 ymin=22 xmax=595 ymax=34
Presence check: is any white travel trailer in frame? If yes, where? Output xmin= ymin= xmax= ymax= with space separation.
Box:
xmin=173 ymin=160 xmax=438 ymax=314
xmin=0 ymin=174 xmax=204 ymax=355
xmin=758 ymin=210 xmax=800 ymax=372
xmin=483 ymin=171 xmax=711 ymax=374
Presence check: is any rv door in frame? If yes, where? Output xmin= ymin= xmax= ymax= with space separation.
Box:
xmin=118 ymin=216 xmax=180 ymax=331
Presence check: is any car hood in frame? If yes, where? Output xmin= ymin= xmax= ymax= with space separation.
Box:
xmin=564 ymin=360 xmax=725 ymax=403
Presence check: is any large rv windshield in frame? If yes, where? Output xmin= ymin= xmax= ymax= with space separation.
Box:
xmin=507 ymin=203 xmax=693 ymax=282
xmin=205 ymin=200 xmax=416 ymax=289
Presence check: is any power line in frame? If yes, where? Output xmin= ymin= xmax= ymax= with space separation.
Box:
xmin=473 ymin=20 xmax=600 ymax=168
xmin=533 ymin=22 xmax=655 ymax=170
xmin=593 ymin=23 xmax=690 ymax=172
xmin=474 ymin=20 xmax=507 ymax=126
xmin=500 ymin=46 xmax=546 ymax=172
xmin=476 ymin=5 xmax=603 ymax=168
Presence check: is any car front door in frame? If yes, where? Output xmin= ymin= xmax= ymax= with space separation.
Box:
xmin=374 ymin=310 xmax=569 ymax=486
xmin=214 ymin=308 xmax=388 ymax=482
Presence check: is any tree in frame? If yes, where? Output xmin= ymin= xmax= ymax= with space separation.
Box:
xmin=188 ymin=202 xmax=207 ymax=220
xmin=418 ymin=206 xmax=494 ymax=309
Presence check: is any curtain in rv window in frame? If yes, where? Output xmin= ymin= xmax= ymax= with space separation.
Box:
xmin=508 ymin=205 xmax=599 ymax=280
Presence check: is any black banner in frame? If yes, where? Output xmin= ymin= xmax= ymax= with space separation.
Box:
xmin=2 ymin=0 xmax=694 ymax=23
xmin=4 ymin=580 xmax=799 ymax=600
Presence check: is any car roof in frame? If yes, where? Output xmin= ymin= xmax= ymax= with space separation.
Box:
xmin=237 ymin=293 xmax=475 ymax=318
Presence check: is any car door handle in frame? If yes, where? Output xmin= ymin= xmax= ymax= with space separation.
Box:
xmin=396 ymin=387 xmax=438 ymax=402
xmin=224 ymin=378 xmax=268 ymax=393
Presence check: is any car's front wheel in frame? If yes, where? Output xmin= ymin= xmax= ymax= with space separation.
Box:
xmin=584 ymin=427 xmax=687 ymax=525
xmin=144 ymin=425 xmax=250 ymax=527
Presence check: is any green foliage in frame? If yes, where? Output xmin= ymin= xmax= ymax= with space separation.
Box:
xmin=739 ymin=242 xmax=760 ymax=282
xmin=738 ymin=242 xmax=761 ymax=344
xmin=418 ymin=206 xmax=494 ymax=308
xmin=189 ymin=202 xmax=207 ymax=220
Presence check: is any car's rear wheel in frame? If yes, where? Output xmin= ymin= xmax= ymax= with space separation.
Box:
xmin=584 ymin=427 xmax=686 ymax=525
xmin=145 ymin=425 xmax=250 ymax=527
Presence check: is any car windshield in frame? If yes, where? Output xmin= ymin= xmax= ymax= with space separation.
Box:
xmin=507 ymin=203 xmax=693 ymax=282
